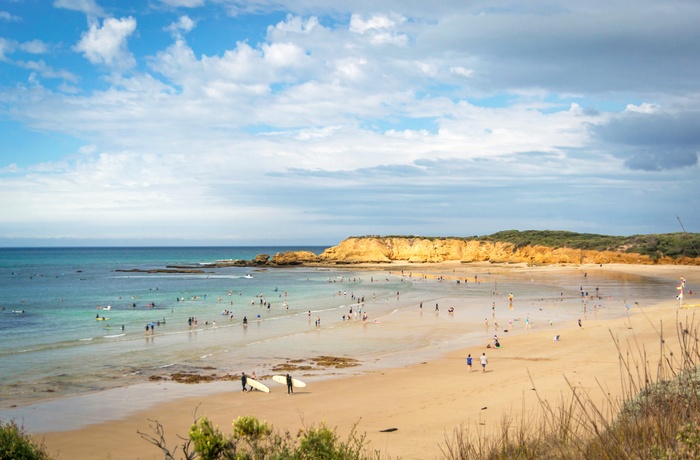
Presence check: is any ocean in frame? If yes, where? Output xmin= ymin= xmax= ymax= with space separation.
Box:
xmin=0 ymin=247 xmax=675 ymax=412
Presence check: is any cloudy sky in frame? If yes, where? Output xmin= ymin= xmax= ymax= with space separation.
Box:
xmin=0 ymin=0 xmax=698 ymax=246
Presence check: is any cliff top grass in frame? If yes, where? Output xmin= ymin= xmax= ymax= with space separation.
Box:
xmin=350 ymin=230 xmax=700 ymax=261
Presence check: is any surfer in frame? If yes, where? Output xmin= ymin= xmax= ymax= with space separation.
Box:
xmin=286 ymin=373 xmax=293 ymax=395
xmin=243 ymin=316 xmax=248 ymax=326
xmin=250 ymin=371 xmax=257 ymax=391
xmin=241 ymin=372 xmax=248 ymax=392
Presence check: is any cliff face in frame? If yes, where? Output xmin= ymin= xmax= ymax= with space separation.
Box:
xmin=312 ymin=237 xmax=700 ymax=265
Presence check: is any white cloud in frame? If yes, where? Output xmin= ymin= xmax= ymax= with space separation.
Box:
xmin=0 ymin=38 xmax=15 ymax=60
xmin=53 ymin=0 xmax=104 ymax=23
xmin=273 ymin=15 xmax=319 ymax=34
xmin=19 ymin=39 xmax=49 ymax=54
xmin=158 ymin=0 xmax=205 ymax=7
xmin=16 ymin=59 xmax=79 ymax=82
xmin=349 ymin=13 xmax=408 ymax=46
xmin=625 ymin=102 xmax=658 ymax=114
xmin=349 ymin=13 xmax=404 ymax=34
xmin=0 ymin=10 xmax=21 ymax=22
xmin=0 ymin=38 xmax=77 ymax=81
xmin=262 ymin=42 xmax=307 ymax=68
xmin=74 ymin=16 xmax=137 ymax=70
xmin=450 ymin=66 xmax=474 ymax=78
xmin=165 ymin=15 xmax=196 ymax=39
xmin=2 ymin=2 xmax=700 ymax=242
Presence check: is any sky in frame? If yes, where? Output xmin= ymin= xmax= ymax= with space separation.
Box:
xmin=0 ymin=0 xmax=699 ymax=246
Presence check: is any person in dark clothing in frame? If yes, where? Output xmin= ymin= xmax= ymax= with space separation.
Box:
xmin=241 ymin=372 xmax=248 ymax=392
xmin=286 ymin=373 xmax=293 ymax=395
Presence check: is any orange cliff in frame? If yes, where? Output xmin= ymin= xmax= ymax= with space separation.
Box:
xmin=269 ymin=237 xmax=700 ymax=266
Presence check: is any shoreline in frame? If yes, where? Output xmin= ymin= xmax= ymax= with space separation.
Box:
xmin=6 ymin=263 xmax=699 ymax=459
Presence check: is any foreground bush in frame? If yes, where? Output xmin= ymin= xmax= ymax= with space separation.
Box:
xmin=0 ymin=419 xmax=53 ymax=460
xmin=140 ymin=413 xmax=379 ymax=460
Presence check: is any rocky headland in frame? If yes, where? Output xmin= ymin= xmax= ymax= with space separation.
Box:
xmin=281 ymin=236 xmax=700 ymax=266
xmin=115 ymin=232 xmax=700 ymax=273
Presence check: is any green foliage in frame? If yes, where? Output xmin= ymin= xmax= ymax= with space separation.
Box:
xmin=189 ymin=417 xmax=233 ymax=460
xmin=0 ymin=419 xmax=53 ymax=460
xmin=232 ymin=416 xmax=272 ymax=441
xmin=295 ymin=424 xmax=368 ymax=460
xmin=144 ymin=416 xmax=375 ymax=460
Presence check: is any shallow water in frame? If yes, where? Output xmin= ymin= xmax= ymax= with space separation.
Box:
xmin=0 ymin=248 xmax=675 ymax=410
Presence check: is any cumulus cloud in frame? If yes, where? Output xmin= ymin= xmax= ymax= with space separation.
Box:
xmin=349 ymin=13 xmax=408 ymax=45
xmin=273 ymin=15 xmax=319 ymax=34
xmin=2 ymin=2 xmax=700 ymax=242
xmin=165 ymin=15 xmax=196 ymax=39
xmin=74 ymin=16 xmax=137 ymax=70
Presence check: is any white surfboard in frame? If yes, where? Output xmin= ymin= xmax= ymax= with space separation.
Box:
xmin=247 ymin=378 xmax=270 ymax=393
xmin=272 ymin=375 xmax=306 ymax=388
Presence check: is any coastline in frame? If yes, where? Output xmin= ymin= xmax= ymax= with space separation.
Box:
xmin=9 ymin=263 xmax=700 ymax=459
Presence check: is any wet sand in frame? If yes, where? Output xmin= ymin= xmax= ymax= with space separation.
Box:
xmin=29 ymin=264 xmax=700 ymax=459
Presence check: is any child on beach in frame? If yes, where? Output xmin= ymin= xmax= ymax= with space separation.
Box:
xmin=466 ymin=354 xmax=472 ymax=372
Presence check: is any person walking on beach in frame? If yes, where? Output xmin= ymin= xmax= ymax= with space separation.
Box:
xmin=241 ymin=372 xmax=248 ymax=392
xmin=286 ymin=373 xmax=294 ymax=395
xmin=578 ymin=318 xmax=583 ymax=329
xmin=250 ymin=371 xmax=257 ymax=391
xmin=466 ymin=354 xmax=472 ymax=372
xmin=480 ymin=353 xmax=488 ymax=373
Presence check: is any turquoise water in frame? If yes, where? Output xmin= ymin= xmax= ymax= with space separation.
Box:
xmin=0 ymin=248 xmax=675 ymax=408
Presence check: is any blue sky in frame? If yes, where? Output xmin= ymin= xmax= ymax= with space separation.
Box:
xmin=0 ymin=0 xmax=699 ymax=246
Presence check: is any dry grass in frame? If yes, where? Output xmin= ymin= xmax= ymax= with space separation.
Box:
xmin=441 ymin=313 xmax=700 ymax=460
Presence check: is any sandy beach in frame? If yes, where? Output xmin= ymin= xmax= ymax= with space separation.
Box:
xmin=27 ymin=264 xmax=700 ymax=459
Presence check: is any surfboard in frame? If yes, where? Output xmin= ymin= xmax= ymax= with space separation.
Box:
xmin=96 ymin=317 xmax=110 ymax=321
xmin=272 ymin=375 xmax=307 ymax=388
xmin=247 ymin=378 xmax=270 ymax=393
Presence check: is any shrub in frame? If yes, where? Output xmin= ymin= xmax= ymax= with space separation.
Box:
xmin=189 ymin=417 xmax=233 ymax=460
xmin=0 ymin=419 xmax=53 ymax=460
xmin=141 ymin=416 xmax=377 ymax=460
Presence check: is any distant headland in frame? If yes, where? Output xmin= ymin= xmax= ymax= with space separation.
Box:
xmin=116 ymin=231 xmax=700 ymax=273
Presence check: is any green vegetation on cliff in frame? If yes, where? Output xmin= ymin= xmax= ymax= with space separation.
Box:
xmin=483 ymin=230 xmax=700 ymax=259
xmin=354 ymin=230 xmax=700 ymax=261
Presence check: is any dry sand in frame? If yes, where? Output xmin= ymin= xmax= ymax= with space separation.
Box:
xmin=37 ymin=264 xmax=700 ymax=459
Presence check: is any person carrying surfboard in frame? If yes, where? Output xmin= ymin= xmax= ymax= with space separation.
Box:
xmin=286 ymin=373 xmax=293 ymax=395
